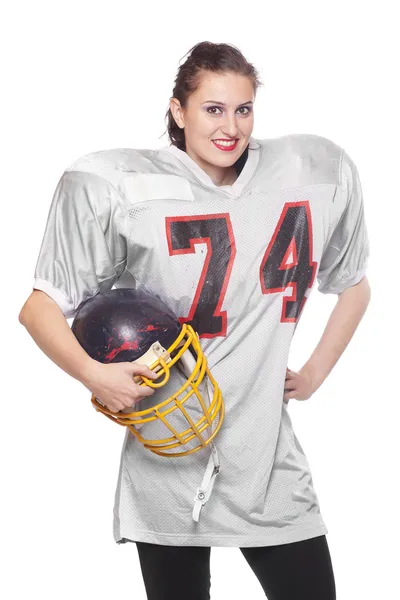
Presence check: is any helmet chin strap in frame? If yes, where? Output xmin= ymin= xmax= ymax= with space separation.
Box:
xmin=192 ymin=438 xmax=220 ymax=522
xmin=177 ymin=351 xmax=221 ymax=522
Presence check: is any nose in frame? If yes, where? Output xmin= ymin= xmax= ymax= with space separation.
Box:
xmin=220 ymin=111 xmax=239 ymax=138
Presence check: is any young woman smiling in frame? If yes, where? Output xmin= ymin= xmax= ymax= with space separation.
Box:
xmin=20 ymin=41 xmax=371 ymax=599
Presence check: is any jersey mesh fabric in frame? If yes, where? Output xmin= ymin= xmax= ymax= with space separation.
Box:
xmin=33 ymin=134 xmax=369 ymax=547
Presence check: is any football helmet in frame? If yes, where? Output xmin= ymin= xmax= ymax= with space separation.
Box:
xmin=71 ymin=287 xmax=225 ymax=459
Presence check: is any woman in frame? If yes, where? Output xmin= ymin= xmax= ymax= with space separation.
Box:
xmin=19 ymin=41 xmax=370 ymax=599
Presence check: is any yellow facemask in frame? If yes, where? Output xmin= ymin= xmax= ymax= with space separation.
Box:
xmin=91 ymin=323 xmax=225 ymax=457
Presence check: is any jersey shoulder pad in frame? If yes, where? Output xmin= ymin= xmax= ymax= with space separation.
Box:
xmin=283 ymin=133 xmax=344 ymax=182
xmin=289 ymin=132 xmax=343 ymax=155
xmin=65 ymin=148 xmax=156 ymax=188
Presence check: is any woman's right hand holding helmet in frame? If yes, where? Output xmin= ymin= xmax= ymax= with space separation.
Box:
xmin=82 ymin=360 xmax=158 ymax=413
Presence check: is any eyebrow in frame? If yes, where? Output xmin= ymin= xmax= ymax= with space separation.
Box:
xmin=202 ymin=100 xmax=254 ymax=106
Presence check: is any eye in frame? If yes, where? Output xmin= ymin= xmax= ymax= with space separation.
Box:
xmin=238 ymin=106 xmax=252 ymax=115
xmin=207 ymin=106 xmax=223 ymax=115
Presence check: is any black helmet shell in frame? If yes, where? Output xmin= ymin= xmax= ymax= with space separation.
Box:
xmin=71 ymin=288 xmax=182 ymax=363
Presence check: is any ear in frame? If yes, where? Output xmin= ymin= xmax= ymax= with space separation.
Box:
xmin=169 ymin=97 xmax=185 ymax=129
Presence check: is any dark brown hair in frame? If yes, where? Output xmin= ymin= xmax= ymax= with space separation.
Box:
xmin=164 ymin=41 xmax=263 ymax=152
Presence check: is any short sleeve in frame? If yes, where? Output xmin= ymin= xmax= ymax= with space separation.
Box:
xmin=33 ymin=170 xmax=128 ymax=318
xmin=317 ymin=150 xmax=370 ymax=295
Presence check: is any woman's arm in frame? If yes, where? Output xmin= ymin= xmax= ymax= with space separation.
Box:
xmin=303 ymin=276 xmax=371 ymax=392
xmin=19 ymin=290 xmax=96 ymax=385
xmin=18 ymin=290 xmax=157 ymax=411
xmin=284 ymin=276 xmax=371 ymax=401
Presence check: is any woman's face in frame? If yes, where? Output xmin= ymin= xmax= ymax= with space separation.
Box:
xmin=170 ymin=71 xmax=255 ymax=175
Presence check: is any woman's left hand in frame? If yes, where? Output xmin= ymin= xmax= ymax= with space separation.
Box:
xmin=283 ymin=365 xmax=316 ymax=403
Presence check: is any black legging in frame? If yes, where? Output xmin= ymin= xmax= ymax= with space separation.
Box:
xmin=135 ymin=534 xmax=336 ymax=599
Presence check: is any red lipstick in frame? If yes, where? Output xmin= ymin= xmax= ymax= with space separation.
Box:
xmin=212 ymin=139 xmax=239 ymax=152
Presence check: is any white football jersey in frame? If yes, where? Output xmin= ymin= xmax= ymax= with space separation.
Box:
xmin=33 ymin=134 xmax=369 ymax=547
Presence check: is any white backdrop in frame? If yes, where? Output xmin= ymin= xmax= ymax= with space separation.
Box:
xmin=2 ymin=1 xmax=398 ymax=598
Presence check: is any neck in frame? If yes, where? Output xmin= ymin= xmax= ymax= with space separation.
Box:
xmin=185 ymin=147 xmax=238 ymax=186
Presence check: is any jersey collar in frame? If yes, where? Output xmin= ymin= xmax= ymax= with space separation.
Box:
xmin=160 ymin=137 xmax=261 ymax=197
